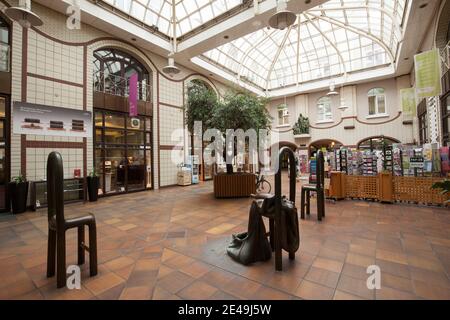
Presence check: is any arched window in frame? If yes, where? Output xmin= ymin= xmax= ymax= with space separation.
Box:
xmin=0 ymin=16 xmax=10 ymax=72
xmin=93 ymin=48 xmax=151 ymax=101
xmin=317 ymin=97 xmax=332 ymax=122
xmin=277 ymin=104 xmax=289 ymax=125
xmin=368 ymin=88 xmax=386 ymax=116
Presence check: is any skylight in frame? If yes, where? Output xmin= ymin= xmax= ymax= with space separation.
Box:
xmin=101 ymin=0 xmax=244 ymax=36
xmin=200 ymin=0 xmax=407 ymax=91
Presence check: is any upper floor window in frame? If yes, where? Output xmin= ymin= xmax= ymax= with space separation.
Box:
xmin=277 ymin=104 xmax=289 ymax=125
xmin=368 ymin=88 xmax=386 ymax=115
xmin=93 ymin=48 xmax=151 ymax=102
xmin=317 ymin=97 xmax=332 ymax=122
xmin=0 ymin=16 xmax=10 ymax=72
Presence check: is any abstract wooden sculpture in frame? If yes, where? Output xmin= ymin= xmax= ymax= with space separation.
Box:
xmin=301 ymin=150 xmax=326 ymax=221
xmin=46 ymin=151 xmax=98 ymax=288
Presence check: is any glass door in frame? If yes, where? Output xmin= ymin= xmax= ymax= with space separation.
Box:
xmin=0 ymin=96 xmax=8 ymax=212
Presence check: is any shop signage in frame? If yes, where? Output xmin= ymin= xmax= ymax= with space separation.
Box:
xmin=129 ymin=73 xmax=138 ymax=117
xmin=13 ymin=102 xmax=92 ymax=138
xmin=414 ymin=49 xmax=442 ymax=99
xmin=400 ymin=88 xmax=416 ymax=115
xmin=409 ymin=156 xmax=425 ymax=169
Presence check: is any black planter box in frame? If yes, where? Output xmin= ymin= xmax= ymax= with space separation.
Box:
xmin=9 ymin=181 xmax=29 ymax=214
xmin=87 ymin=176 xmax=99 ymax=202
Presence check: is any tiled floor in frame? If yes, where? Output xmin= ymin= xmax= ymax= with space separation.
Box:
xmin=0 ymin=177 xmax=449 ymax=300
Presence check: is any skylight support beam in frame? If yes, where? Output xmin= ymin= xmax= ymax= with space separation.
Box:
xmin=307 ymin=12 xmax=396 ymax=64
xmin=308 ymin=5 xmax=402 ymax=38
xmin=265 ymin=24 xmax=293 ymax=90
xmin=296 ymin=14 xmax=301 ymax=86
xmin=303 ymin=13 xmax=347 ymax=76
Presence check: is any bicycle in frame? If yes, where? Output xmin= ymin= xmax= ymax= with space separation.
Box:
xmin=256 ymin=172 xmax=271 ymax=194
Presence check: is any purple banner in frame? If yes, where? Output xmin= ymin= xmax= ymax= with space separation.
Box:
xmin=129 ymin=73 xmax=138 ymax=117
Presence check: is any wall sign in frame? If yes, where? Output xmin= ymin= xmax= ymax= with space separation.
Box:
xmin=400 ymin=87 xmax=416 ymax=115
xmin=414 ymin=49 xmax=442 ymax=99
xmin=409 ymin=156 xmax=424 ymax=169
xmin=13 ymin=102 xmax=92 ymax=138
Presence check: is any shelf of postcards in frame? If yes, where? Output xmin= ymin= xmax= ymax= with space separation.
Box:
xmin=330 ymin=143 xmax=449 ymax=178
xmin=327 ymin=143 xmax=449 ymax=206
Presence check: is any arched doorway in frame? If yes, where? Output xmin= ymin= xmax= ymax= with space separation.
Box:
xmin=0 ymin=13 xmax=11 ymax=212
xmin=186 ymin=78 xmax=217 ymax=181
xmin=357 ymin=136 xmax=400 ymax=151
xmin=278 ymin=141 xmax=298 ymax=169
xmin=93 ymin=48 xmax=154 ymax=196
xmin=308 ymin=139 xmax=343 ymax=158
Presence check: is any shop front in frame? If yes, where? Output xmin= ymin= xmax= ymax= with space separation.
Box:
xmin=93 ymin=48 xmax=153 ymax=196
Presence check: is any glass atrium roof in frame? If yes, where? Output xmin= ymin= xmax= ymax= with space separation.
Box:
xmin=201 ymin=0 xmax=407 ymax=90
xmin=102 ymin=0 xmax=244 ymax=36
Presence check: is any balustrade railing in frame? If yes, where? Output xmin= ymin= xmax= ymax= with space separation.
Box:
xmin=93 ymin=71 xmax=152 ymax=102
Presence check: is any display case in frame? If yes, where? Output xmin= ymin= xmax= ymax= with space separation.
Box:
xmin=30 ymin=178 xmax=85 ymax=210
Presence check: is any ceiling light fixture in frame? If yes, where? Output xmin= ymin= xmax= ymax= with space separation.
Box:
xmin=268 ymin=0 xmax=296 ymax=30
xmin=5 ymin=0 xmax=43 ymax=28
xmin=163 ymin=0 xmax=180 ymax=76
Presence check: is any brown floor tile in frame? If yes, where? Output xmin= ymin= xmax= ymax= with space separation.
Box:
xmin=84 ymin=273 xmax=125 ymax=296
xmin=345 ymin=252 xmax=375 ymax=268
xmin=337 ymin=274 xmax=374 ymax=300
xmin=304 ymin=267 xmax=340 ymax=289
xmin=294 ymin=280 xmax=335 ymax=300
xmin=312 ymin=257 xmax=343 ymax=273
xmin=119 ymin=286 xmax=153 ymax=300
xmin=157 ymin=271 xmax=195 ymax=294
xmin=177 ymin=281 xmax=218 ymax=299
xmin=333 ymin=290 xmax=365 ymax=300
xmin=376 ymin=249 xmax=408 ymax=265
xmin=376 ymin=286 xmax=419 ymax=300
xmin=413 ymin=280 xmax=450 ymax=300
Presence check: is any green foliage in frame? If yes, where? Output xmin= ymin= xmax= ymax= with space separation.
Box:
xmin=185 ymin=80 xmax=218 ymax=132
xmin=11 ymin=173 xmax=26 ymax=183
xmin=211 ymin=90 xmax=272 ymax=133
xmin=292 ymin=113 xmax=309 ymax=135
xmin=432 ymin=180 xmax=450 ymax=194
xmin=432 ymin=180 xmax=450 ymax=204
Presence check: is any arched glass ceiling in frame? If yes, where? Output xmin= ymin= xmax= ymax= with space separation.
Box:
xmin=201 ymin=0 xmax=407 ymax=90
xmin=101 ymin=0 xmax=243 ymax=36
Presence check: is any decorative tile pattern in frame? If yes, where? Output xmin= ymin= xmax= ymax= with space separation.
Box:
xmin=0 ymin=175 xmax=449 ymax=300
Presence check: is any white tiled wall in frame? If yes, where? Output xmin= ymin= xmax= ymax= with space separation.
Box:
xmin=26 ymin=77 xmax=84 ymax=110
xmin=159 ymin=106 xmax=184 ymax=146
xmin=26 ymin=148 xmax=84 ymax=181
xmin=159 ymin=149 xmax=183 ymax=187
xmin=27 ymin=30 xmax=84 ymax=85
xmin=159 ymin=76 xmax=183 ymax=107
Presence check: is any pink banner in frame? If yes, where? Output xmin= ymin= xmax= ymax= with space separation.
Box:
xmin=129 ymin=73 xmax=138 ymax=117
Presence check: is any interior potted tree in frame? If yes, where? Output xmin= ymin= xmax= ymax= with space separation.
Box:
xmin=210 ymin=91 xmax=271 ymax=197
xmin=9 ymin=173 xmax=29 ymax=214
xmin=87 ymin=170 xmax=99 ymax=202
xmin=293 ymin=113 xmax=310 ymax=138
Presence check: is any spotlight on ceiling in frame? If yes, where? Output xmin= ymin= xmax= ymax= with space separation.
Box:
xmin=268 ymin=0 xmax=296 ymax=30
xmin=327 ymin=81 xmax=339 ymax=96
xmin=162 ymin=57 xmax=180 ymax=76
xmin=5 ymin=0 xmax=43 ymax=29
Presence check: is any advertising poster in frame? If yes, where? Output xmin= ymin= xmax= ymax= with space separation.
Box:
xmin=13 ymin=102 xmax=92 ymax=138
xmin=400 ymin=87 xmax=416 ymax=115
xmin=414 ymin=49 xmax=442 ymax=99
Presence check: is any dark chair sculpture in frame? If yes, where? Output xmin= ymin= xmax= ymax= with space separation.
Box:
xmin=46 ymin=151 xmax=98 ymax=288
xmin=227 ymin=147 xmax=300 ymax=271
xmin=301 ymin=150 xmax=325 ymax=221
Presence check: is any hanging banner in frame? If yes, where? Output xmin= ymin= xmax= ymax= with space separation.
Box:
xmin=400 ymin=87 xmax=416 ymax=115
xmin=13 ymin=102 xmax=92 ymax=138
xmin=414 ymin=49 xmax=442 ymax=99
xmin=129 ymin=73 xmax=138 ymax=117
